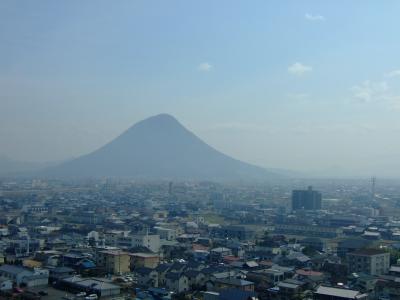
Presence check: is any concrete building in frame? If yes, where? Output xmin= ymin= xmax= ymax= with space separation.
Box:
xmin=291 ymin=186 xmax=321 ymax=211
xmin=96 ymin=250 xmax=131 ymax=275
xmin=131 ymin=234 xmax=160 ymax=252
xmin=154 ymin=227 xmax=176 ymax=241
xmin=347 ymin=248 xmax=390 ymax=276
xmin=130 ymin=252 xmax=160 ymax=269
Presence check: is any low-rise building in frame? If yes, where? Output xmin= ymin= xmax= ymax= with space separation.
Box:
xmin=130 ymin=252 xmax=160 ymax=269
xmin=0 ymin=265 xmax=49 ymax=287
xmin=134 ymin=267 xmax=159 ymax=287
xmin=165 ymin=272 xmax=189 ymax=293
xmin=314 ymin=285 xmax=368 ymax=300
xmin=60 ymin=276 xmax=120 ymax=297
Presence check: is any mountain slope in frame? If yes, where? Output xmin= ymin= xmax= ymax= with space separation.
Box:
xmin=43 ymin=114 xmax=279 ymax=180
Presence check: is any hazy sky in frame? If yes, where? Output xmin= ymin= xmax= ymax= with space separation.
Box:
xmin=1 ymin=1 xmax=400 ymax=176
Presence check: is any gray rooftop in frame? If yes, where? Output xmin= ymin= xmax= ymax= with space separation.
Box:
xmin=315 ymin=286 xmax=360 ymax=299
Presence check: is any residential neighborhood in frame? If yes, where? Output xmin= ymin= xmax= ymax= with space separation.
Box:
xmin=1 ymin=179 xmax=400 ymax=300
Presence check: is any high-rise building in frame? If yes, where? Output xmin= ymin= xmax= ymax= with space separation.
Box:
xmin=291 ymin=186 xmax=321 ymax=211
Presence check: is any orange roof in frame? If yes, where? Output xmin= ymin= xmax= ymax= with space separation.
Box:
xmin=192 ymin=244 xmax=209 ymax=251
xmin=223 ymin=255 xmax=241 ymax=262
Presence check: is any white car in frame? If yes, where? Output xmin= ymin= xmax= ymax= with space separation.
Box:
xmin=85 ymin=294 xmax=98 ymax=300
xmin=76 ymin=292 xmax=86 ymax=297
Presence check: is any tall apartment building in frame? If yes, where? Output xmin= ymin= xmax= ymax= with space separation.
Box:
xmin=291 ymin=186 xmax=322 ymax=211
xmin=347 ymin=248 xmax=390 ymax=275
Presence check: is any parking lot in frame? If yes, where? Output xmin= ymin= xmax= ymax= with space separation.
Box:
xmin=28 ymin=287 xmax=130 ymax=300
xmin=29 ymin=287 xmax=76 ymax=300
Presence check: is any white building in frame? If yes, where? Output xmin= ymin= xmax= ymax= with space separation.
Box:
xmin=154 ymin=227 xmax=176 ymax=241
xmin=0 ymin=265 xmax=49 ymax=287
xmin=130 ymin=234 xmax=160 ymax=253
xmin=347 ymin=248 xmax=390 ymax=276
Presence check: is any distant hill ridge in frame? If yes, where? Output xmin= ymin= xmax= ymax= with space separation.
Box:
xmin=40 ymin=114 xmax=279 ymax=180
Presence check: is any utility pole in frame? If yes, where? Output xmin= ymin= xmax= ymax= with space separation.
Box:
xmin=371 ymin=176 xmax=376 ymax=201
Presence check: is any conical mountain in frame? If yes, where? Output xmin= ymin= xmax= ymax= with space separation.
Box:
xmin=43 ymin=114 xmax=278 ymax=180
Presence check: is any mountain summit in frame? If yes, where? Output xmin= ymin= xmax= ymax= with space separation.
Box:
xmin=43 ymin=114 xmax=278 ymax=180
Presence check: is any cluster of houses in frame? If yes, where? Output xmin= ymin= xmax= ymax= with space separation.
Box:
xmin=1 ymin=180 xmax=400 ymax=300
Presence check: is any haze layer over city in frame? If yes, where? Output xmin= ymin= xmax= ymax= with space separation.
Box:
xmin=1 ymin=2 xmax=400 ymax=300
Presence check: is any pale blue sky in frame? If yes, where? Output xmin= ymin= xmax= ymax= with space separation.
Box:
xmin=1 ymin=1 xmax=400 ymax=176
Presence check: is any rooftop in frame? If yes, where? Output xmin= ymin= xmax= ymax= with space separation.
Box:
xmin=315 ymin=286 xmax=361 ymax=299
xmin=348 ymin=248 xmax=387 ymax=256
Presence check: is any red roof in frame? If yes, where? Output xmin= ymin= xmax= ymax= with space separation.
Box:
xmin=223 ymin=255 xmax=241 ymax=262
xmin=192 ymin=244 xmax=209 ymax=251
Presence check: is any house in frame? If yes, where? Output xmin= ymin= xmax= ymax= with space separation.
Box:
xmin=62 ymin=252 xmax=88 ymax=267
xmin=134 ymin=267 xmax=158 ymax=288
xmin=49 ymin=266 xmax=76 ymax=282
xmin=247 ymin=264 xmax=295 ymax=290
xmin=249 ymin=268 xmax=285 ymax=286
xmin=0 ymin=264 xmax=49 ymax=287
xmin=284 ymin=251 xmax=311 ymax=267
xmin=165 ymin=272 xmax=189 ymax=293
xmin=75 ymin=258 xmax=97 ymax=272
xmin=271 ymin=279 xmax=304 ymax=300
xmin=214 ymin=278 xmax=255 ymax=292
xmin=347 ymin=273 xmax=377 ymax=294
xmin=209 ymin=269 xmax=238 ymax=282
xmin=185 ymin=269 xmax=206 ymax=288
xmin=296 ymin=269 xmax=325 ymax=282
xmin=210 ymin=247 xmax=232 ymax=262
xmin=156 ymin=263 xmax=171 ymax=286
